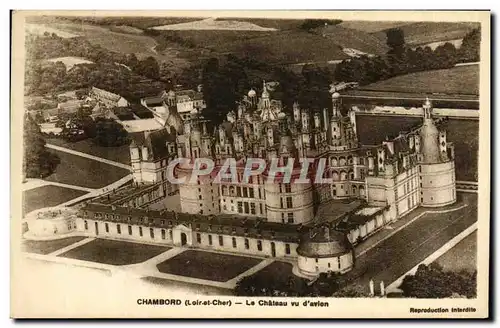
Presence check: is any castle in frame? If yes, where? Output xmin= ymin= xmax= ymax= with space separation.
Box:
xmin=27 ymin=82 xmax=457 ymax=278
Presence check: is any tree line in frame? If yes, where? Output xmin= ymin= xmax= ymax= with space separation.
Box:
xmin=334 ymin=28 xmax=481 ymax=86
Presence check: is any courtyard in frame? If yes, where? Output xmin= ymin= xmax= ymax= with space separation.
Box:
xmin=156 ymin=250 xmax=262 ymax=282
xmin=58 ymin=238 xmax=170 ymax=265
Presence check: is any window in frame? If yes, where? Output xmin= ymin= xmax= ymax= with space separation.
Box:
xmin=258 ymin=189 xmax=261 ymax=199
xmin=279 ymin=184 xmax=283 ymax=193
xmin=237 ymin=187 xmax=242 ymax=197
xmin=285 ymin=244 xmax=291 ymax=255
xmin=243 ymin=188 xmax=248 ymax=198
xmin=160 ymin=220 xmax=165 ymax=225
xmin=161 ymin=229 xmax=166 ymax=239
xmin=139 ymin=227 xmax=143 ymax=237
xmin=219 ymin=235 xmax=224 ymax=246
xmin=328 ymin=263 xmax=331 ymax=268
xmin=257 ymin=240 xmax=262 ymax=251
xmin=245 ymin=238 xmax=249 ymax=249
xmin=286 ymin=197 xmax=293 ymax=208
xmin=128 ymin=225 xmax=132 ymax=235
xmin=287 ymin=213 xmax=294 ymax=224
xmin=232 ymin=237 xmax=237 ymax=248
xmin=259 ymin=203 xmax=263 ymax=214
xmin=280 ymin=198 xmax=284 ymax=208
xmin=169 ymin=230 xmax=173 ymax=240
xmin=249 ymin=188 xmax=254 ymax=198
xmin=198 ymin=195 xmax=202 ymax=200
xmin=105 ymin=223 xmax=109 ymax=233
xmin=208 ymin=235 xmax=213 ymax=245
xmin=285 ymin=184 xmax=292 ymax=193
xmin=250 ymin=203 xmax=256 ymax=215
xmin=237 ymin=202 xmax=243 ymax=213
xmin=196 ymin=233 xmax=201 ymax=243
xmin=117 ymin=224 xmax=121 ymax=234
xmin=244 ymin=202 xmax=249 ymax=214
xmin=150 ymin=228 xmax=154 ymax=238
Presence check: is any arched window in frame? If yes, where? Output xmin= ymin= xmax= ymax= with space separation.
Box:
xmin=340 ymin=171 xmax=347 ymax=181
xmin=331 ymin=157 xmax=338 ymax=166
xmin=331 ymin=171 xmax=339 ymax=181
xmin=339 ymin=157 xmax=346 ymax=166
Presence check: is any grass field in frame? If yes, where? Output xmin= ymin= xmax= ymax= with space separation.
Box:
xmin=156 ymin=250 xmax=262 ymax=282
xmin=338 ymin=21 xmax=409 ymax=33
xmin=355 ymin=115 xmax=478 ymax=181
xmin=46 ymin=138 xmax=131 ymax=165
xmin=361 ymin=65 xmax=479 ymax=96
xmin=372 ymin=22 xmax=480 ymax=46
xmin=439 ymin=119 xmax=479 ymax=181
xmin=245 ymin=261 xmax=297 ymax=284
xmin=23 ymin=185 xmax=88 ymax=216
xmin=45 ymin=149 xmax=130 ymax=189
xmin=22 ymin=236 xmax=87 ymax=255
xmin=59 ymin=239 xmax=170 ymax=265
xmin=434 ymin=231 xmax=477 ymax=272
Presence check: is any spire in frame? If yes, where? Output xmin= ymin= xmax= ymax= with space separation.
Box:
xmin=420 ymin=98 xmax=440 ymax=163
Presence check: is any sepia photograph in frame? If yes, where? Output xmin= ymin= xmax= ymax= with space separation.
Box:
xmin=10 ymin=10 xmax=490 ymax=319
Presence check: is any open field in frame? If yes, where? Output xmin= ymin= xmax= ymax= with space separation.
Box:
xmin=372 ymin=22 xmax=480 ymax=46
xmin=25 ymin=23 xmax=79 ymax=38
xmin=46 ymin=138 xmax=131 ymax=165
xmin=152 ymin=18 xmax=278 ymax=31
xmin=338 ymin=21 xmax=408 ymax=33
xmin=434 ymin=231 xmax=476 ymax=272
xmin=361 ymin=65 xmax=479 ymax=96
xmin=319 ymin=24 xmax=389 ymax=56
xmin=356 ymin=115 xmax=478 ymax=181
xmin=22 ymin=236 xmax=87 ymax=255
xmin=45 ymin=149 xmax=130 ymax=188
xmin=59 ymin=239 xmax=170 ymax=265
xmin=22 ymin=185 xmax=88 ymax=216
xmin=156 ymin=250 xmax=262 ymax=282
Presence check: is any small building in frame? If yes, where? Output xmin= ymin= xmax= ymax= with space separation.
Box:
xmin=90 ymin=86 xmax=129 ymax=109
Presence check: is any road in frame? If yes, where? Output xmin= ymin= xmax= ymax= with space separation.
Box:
xmin=45 ymin=143 xmax=132 ymax=170
xmin=344 ymin=193 xmax=477 ymax=291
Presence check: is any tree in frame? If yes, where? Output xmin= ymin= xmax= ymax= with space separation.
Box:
xmin=458 ymin=28 xmax=481 ymax=63
xmin=92 ymin=118 xmax=129 ymax=147
xmin=23 ymin=115 xmax=60 ymax=179
xmin=136 ymin=56 xmax=160 ymax=80
xmin=399 ymin=263 xmax=476 ymax=298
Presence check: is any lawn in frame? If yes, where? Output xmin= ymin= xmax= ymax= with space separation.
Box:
xmin=434 ymin=231 xmax=477 ymax=272
xmin=355 ymin=115 xmax=479 ymax=181
xmin=22 ymin=236 xmax=87 ymax=255
xmin=361 ymin=65 xmax=479 ymax=96
xmin=23 ymin=185 xmax=88 ymax=216
xmin=45 ymin=149 xmax=130 ymax=189
xmin=58 ymin=238 xmax=170 ymax=265
xmin=156 ymin=250 xmax=262 ymax=282
xmin=245 ymin=261 xmax=297 ymax=283
xmin=46 ymin=138 xmax=131 ymax=165
xmin=439 ymin=119 xmax=479 ymax=181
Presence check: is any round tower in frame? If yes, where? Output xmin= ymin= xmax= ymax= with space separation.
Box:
xmin=297 ymin=226 xmax=354 ymax=276
xmin=418 ymin=98 xmax=456 ymax=207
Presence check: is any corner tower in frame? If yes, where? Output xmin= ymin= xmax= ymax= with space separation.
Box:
xmin=417 ymin=98 xmax=456 ymax=207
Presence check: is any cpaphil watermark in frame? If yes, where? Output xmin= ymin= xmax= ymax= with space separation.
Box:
xmin=167 ymin=157 xmax=334 ymax=185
